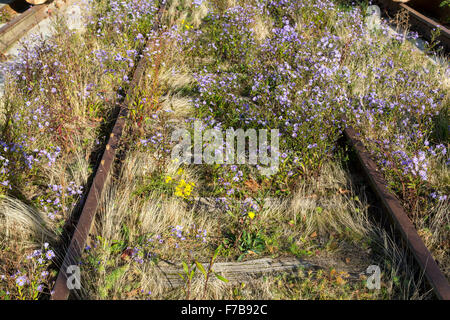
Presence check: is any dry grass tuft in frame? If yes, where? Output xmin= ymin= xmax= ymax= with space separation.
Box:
xmin=0 ymin=196 xmax=56 ymax=242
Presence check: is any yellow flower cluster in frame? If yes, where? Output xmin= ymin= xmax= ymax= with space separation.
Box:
xmin=180 ymin=19 xmax=193 ymax=30
xmin=175 ymin=179 xmax=195 ymax=199
xmin=165 ymin=168 xmax=195 ymax=199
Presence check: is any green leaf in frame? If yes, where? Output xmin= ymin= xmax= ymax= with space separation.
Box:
xmin=440 ymin=0 xmax=450 ymax=8
xmin=195 ymin=261 xmax=207 ymax=278
xmin=182 ymin=261 xmax=189 ymax=275
xmin=121 ymin=224 xmax=130 ymax=242
xmin=226 ymin=210 xmax=235 ymax=218
xmin=237 ymin=253 xmax=246 ymax=262
xmin=213 ymin=244 xmax=222 ymax=261
xmin=214 ymin=272 xmax=229 ymax=283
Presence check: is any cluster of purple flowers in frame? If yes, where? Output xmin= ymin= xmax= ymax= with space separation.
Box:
xmin=0 ymin=243 xmax=54 ymax=298
xmin=0 ymin=0 xmax=164 ymax=198
xmin=38 ymin=182 xmax=83 ymax=220
xmin=176 ymin=0 xmax=448 ymax=204
xmin=0 ymin=139 xmax=62 ymax=192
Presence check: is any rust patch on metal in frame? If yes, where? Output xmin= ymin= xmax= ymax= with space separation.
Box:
xmin=374 ymin=0 xmax=450 ymax=52
xmin=344 ymin=127 xmax=450 ymax=300
xmin=50 ymin=51 xmax=149 ymax=300
xmin=51 ymin=5 xmax=166 ymax=301
xmin=0 ymin=1 xmax=82 ymax=53
xmin=0 ymin=4 xmax=49 ymax=53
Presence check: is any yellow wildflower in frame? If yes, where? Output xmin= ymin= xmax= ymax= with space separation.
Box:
xmin=185 ymin=184 xmax=193 ymax=196
xmin=175 ymin=189 xmax=184 ymax=198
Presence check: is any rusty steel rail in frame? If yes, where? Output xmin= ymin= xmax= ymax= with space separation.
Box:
xmin=0 ymin=0 xmax=79 ymax=54
xmin=51 ymin=44 xmax=149 ymax=301
xmin=50 ymin=5 xmax=165 ymax=301
xmin=0 ymin=3 xmax=49 ymax=53
xmin=374 ymin=0 xmax=450 ymax=52
xmin=344 ymin=127 xmax=450 ymax=300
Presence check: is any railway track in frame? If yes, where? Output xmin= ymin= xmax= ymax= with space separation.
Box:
xmin=0 ymin=0 xmax=74 ymax=54
xmin=343 ymin=127 xmax=450 ymax=300
xmin=0 ymin=0 xmax=444 ymax=300
xmin=1 ymin=0 xmax=448 ymax=56
xmin=49 ymin=111 xmax=450 ymax=297
xmin=0 ymin=0 xmax=30 ymax=24
xmin=373 ymin=0 xmax=450 ymax=53
xmin=50 ymin=3 xmax=167 ymax=300
xmin=50 ymin=48 xmax=148 ymax=300
xmin=49 ymin=121 xmax=450 ymax=299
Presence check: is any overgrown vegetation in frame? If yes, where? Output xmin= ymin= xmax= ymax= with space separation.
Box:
xmin=0 ymin=0 xmax=448 ymax=300
xmin=0 ymin=0 xmax=160 ymax=299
